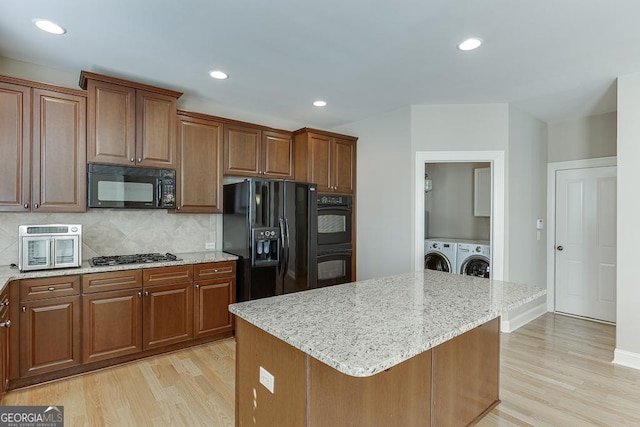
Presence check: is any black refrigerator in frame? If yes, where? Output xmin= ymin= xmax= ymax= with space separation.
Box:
xmin=223 ymin=179 xmax=318 ymax=302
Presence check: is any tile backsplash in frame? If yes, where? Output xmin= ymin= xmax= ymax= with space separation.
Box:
xmin=0 ymin=210 xmax=222 ymax=267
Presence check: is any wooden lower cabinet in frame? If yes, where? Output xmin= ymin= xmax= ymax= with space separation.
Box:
xmin=19 ymin=295 xmax=81 ymax=377
xmin=8 ymin=261 xmax=235 ymax=390
xmin=82 ymin=288 xmax=143 ymax=363
xmin=194 ymin=261 xmax=236 ymax=338
xmin=143 ymin=281 xmax=193 ymax=349
xmin=0 ymin=289 xmax=10 ymax=399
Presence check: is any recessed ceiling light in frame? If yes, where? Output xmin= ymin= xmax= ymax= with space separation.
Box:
xmin=209 ymin=70 xmax=228 ymax=80
xmin=313 ymin=100 xmax=327 ymax=107
xmin=33 ymin=19 xmax=66 ymax=35
xmin=458 ymin=38 xmax=482 ymax=51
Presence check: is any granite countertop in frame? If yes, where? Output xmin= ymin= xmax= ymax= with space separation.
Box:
xmin=229 ymin=270 xmax=546 ymax=378
xmin=0 ymin=251 xmax=238 ymax=291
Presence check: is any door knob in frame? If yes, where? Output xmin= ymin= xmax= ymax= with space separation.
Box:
xmin=556 ymin=245 xmax=564 ymax=251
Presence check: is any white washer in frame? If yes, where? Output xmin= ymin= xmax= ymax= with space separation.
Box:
xmin=456 ymin=241 xmax=491 ymax=278
xmin=424 ymin=239 xmax=458 ymax=274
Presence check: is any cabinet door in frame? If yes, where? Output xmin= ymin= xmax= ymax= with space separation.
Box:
xmin=176 ymin=115 xmax=223 ymax=213
xmin=32 ymin=89 xmax=87 ymax=212
xmin=82 ymin=289 xmax=142 ymax=363
xmin=332 ymin=138 xmax=355 ymax=194
xmin=224 ymin=124 xmax=261 ymax=176
xmin=143 ymin=282 xmax=193 ymax=349
xmin=19 ymin=295 xmax=81 ymax=377
xmin=262 ymin=131 xmax=293 ymax=179
xmin=136 ymin=90 xmax=177 ymax=168
xmin=0 ymin=82 xmax=30 ymax=212
xmin=308 ymin=133 xmax=332 ymax=192
xmin=194 ymin=277 xmax=235 ymax=338
xmin=87 ymin=80 xmax=136 ymax=166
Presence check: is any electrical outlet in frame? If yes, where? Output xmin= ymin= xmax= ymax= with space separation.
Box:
xmin=205 ymin=242 xmax=216 ymax=250
xmin=259 ymin=366 xmax=275 ymax=393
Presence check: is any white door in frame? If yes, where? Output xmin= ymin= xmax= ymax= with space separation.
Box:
xmin=555 ymin=166 xmax=617 ymax=322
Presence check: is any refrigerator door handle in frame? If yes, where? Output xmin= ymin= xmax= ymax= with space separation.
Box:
xmin=284 ymin=217 xmax=291 ymax=273
xmin=278 ymin=217 xmax=287 ymax=278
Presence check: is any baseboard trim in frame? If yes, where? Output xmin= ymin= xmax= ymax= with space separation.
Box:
xmin=613 ymin=349 xmax=640 ymax=371
xmin=500 ymin=301 xmax=547 ymax=333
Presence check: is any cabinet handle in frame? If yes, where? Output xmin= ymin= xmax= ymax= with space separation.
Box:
xmin=2 ymin=301 xmax=8 ymax=306
xmin=195 ymin=284 xmax=199 ymax=289
xmin=34 ymin=203 xmax=39 ymax=209
xmin=0 ymin=320 xmax=10 ymax=328
xmin=130 ymin=157 xmax=135 ymax=162
xmin=47 ymin=286 xmax=55 ymax=291
xmin=22 ymin=307 xmax=26 ymax=313
xmin=176 ymin=206 xmax=181 ymax=211
xmin=137 ymin=158 xmax=142 ymax=163
xmin=138 ymin=291 xmax=142 ymax=297
xmin=23 ymin=203 xmax=29 ymax=209
xmin=214 ymin=269 xmax=219 ymax=273
xmin=144 ymin=291 xmax=149 ymax=296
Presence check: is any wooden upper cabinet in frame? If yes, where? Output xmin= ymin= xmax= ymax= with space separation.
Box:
xmin=32 ymin=89 xmax=87 ymax=212
xmin=332 ymin=137 xmax=356 ymax=194
xmin=294 ymin=129 xmax=357 ymax=194
xmin=262 ymin=130 xmax=293 ymax=178
xmin=0 ymin=81 xmax=30 ymax=212
xmin=81 ymin=71 xmax=182 ymax=169
xmin=224 ymin=123 xmax=293 ymax=179
xmin=176 ymin=112 xmax=223 ymax=213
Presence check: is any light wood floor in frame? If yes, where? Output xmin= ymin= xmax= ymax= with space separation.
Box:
xmin=3 ymin=313 xmax=640 ymax=426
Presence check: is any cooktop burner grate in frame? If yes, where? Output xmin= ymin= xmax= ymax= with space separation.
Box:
xmin=89 ymin=252 xmax=180 ymax=267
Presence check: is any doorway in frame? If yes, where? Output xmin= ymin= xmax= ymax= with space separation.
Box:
xmin=546 ymin=157 xmax=617 ymax=321
xmin=414 ymin=151 xmax=505 ymax=280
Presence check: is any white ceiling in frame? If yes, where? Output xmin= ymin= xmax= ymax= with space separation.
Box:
xmin=1 ymin=0 xmax=638 ymax=130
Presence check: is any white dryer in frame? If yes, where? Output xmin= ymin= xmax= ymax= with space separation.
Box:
xmin=424 ymin=239 xmax=458 ymax=274
xmin=456 ymin=241 xmax=490 ymax=278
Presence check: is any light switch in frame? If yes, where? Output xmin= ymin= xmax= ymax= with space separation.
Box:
xmin=259 ymin=366 xmax=275 ymax=394
xmin=536 ymin=218 xmax=544 ymax=230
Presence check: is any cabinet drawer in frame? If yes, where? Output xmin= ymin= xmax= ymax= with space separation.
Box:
xmin=20 ymin=276 xmax=81 ymax=301
xmin=82 ymin=270 xmax=142 ymax=294
xmin=194 ymin=261 xmax=236 ymax=280
xmin=143 ymin=265 xmax=193 ymax=286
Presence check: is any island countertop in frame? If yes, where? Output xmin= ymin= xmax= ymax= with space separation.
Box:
xmin=229 ymin=270 xmax=546 ymax=377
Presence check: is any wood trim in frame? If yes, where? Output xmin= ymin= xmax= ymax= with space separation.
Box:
xmin=79 ymin=71 xmax=182 ymax=98
xmin=293 ymin=127 xmax=358 ymax=141
xmin=177 ymin=109 xmax=292 ymax=135
xmin=0 ymin=74 xmax=85 ymax=97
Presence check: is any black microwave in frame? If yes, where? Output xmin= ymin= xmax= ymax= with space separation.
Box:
xmin=87 ymin=163 xmax=176 ymax=209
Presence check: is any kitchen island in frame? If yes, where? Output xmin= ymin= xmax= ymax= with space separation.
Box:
xmin=229 ymin=270 xmax=546 ymax=426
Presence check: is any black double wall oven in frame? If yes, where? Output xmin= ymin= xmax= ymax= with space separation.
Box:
xmin=316 ymin=194 xmax=353 ymax=287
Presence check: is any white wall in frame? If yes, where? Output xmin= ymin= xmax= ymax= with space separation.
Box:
xmin=507 ymin=106 xmax=547 ymax=285
xmin=548 ymin=112 xmax=617 ymax=162
xmin=614 ymin=73 xmax=640 ymax=368
xmin=335 ymin=107 xmax=413 ymax=280
xmin=425 ymin=162 xmax=491 ymax=240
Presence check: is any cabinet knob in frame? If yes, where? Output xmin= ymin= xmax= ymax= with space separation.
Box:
xmin=0 ymin=320 xmax=10 ymax=328
xmin=176 ymin=206 xmax=181 ymax=211
xmin=34 ymin=203 xmax=39 ymax=209
xmin=2 ymin=301 xmax=8 ymax=306
xmin=195 ymin=284 xmax=199 ymax=289
xmin=23 ymin=203 xmax=29 ymax=209
xmin=137 ymin=158 xmax=142 ymax=163
xmin=47 ymin=286 xmax=55 ymax=291
xmin=130 ymin=157 xmax=135 ymax=162
xmin=144 ymin=291 xmax=149 ymax=297
xmin=138 ymin=291 xmax=142 ymax=297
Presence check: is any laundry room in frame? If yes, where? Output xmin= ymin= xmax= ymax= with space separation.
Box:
xmin=424 ymin=162 xmax=492 ymax=277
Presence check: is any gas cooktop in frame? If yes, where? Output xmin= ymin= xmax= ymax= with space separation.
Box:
xmin=89 ymin=252 xmax=180 ymax=267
